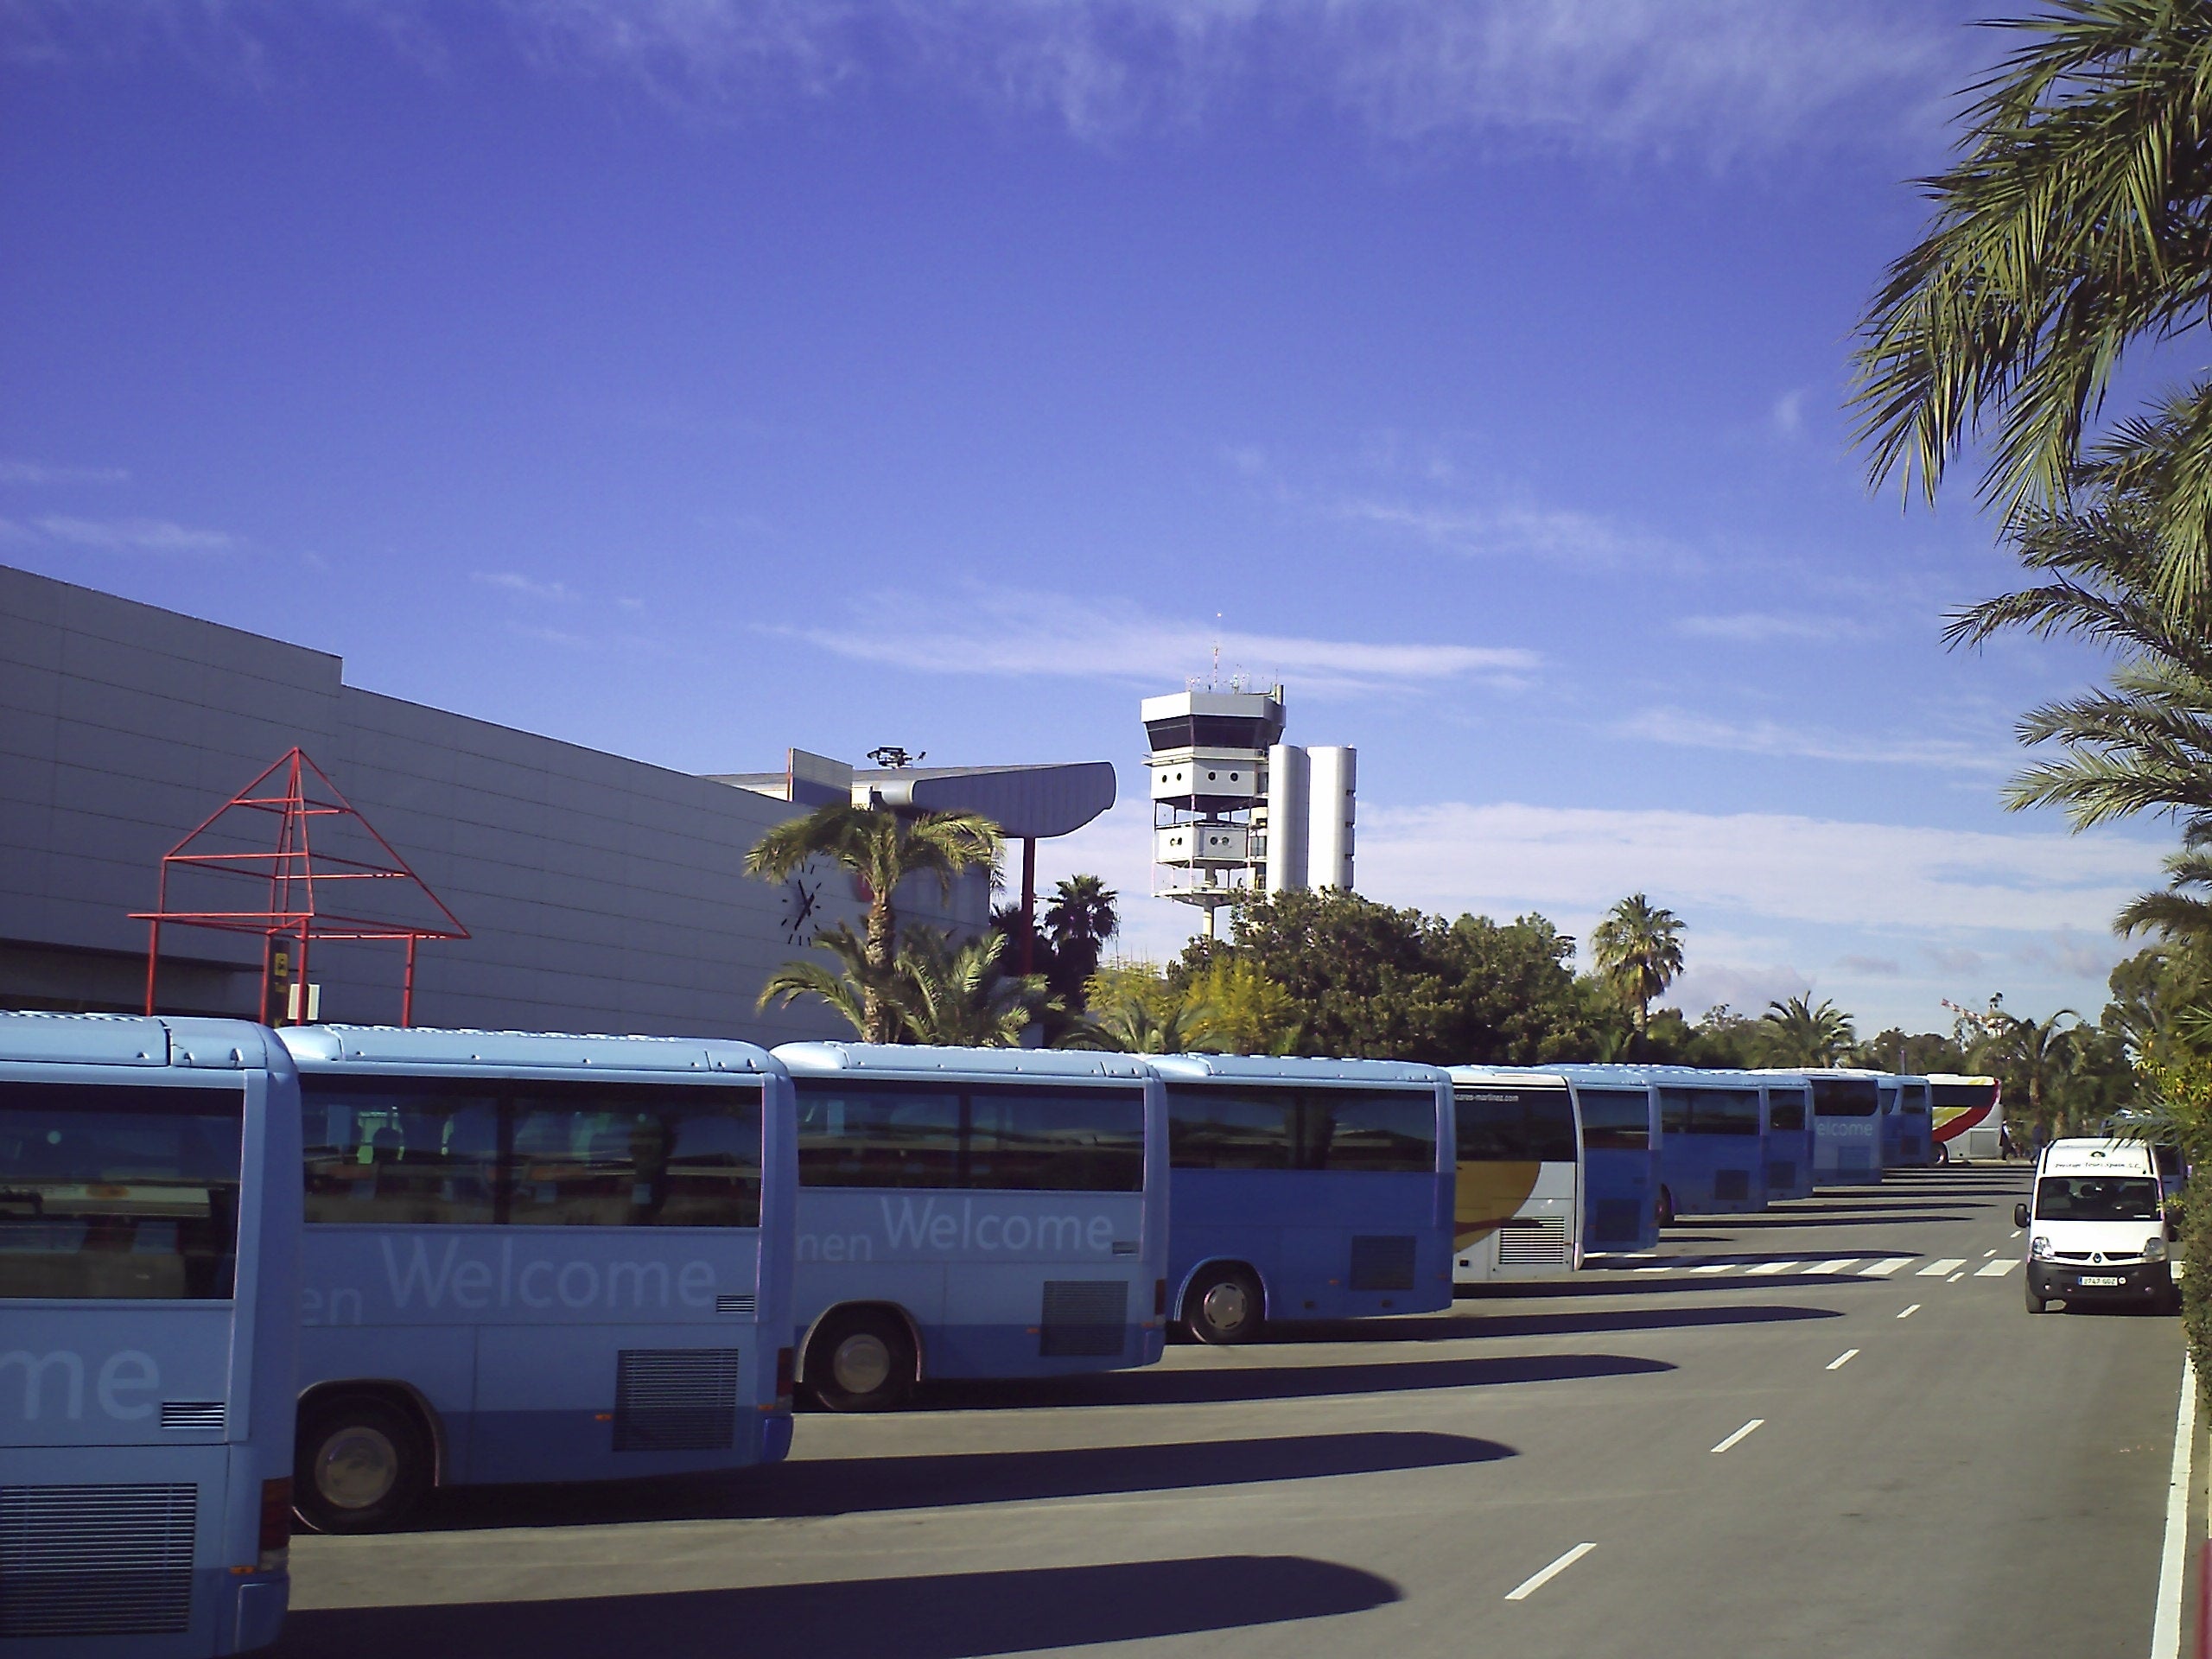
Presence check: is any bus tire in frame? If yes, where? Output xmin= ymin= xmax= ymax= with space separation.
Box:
xmin=294 ymin=1395 xmax=431 ymax=1535
xmin=1656 ymin=1187 xmax=1676 ymax=1228
xmin=807 ymin=1310 xmax=915 ymax=1412
xmin=1182 ymin=1265 xmax=1264 ymax=1345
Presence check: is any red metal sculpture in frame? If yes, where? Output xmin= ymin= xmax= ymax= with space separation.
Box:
xmin=134 ymin=747 xmax=467 ymax=1026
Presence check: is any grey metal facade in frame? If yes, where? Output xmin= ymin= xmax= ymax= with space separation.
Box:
xmin=0 ymin=565 xmax=988 ymax=1041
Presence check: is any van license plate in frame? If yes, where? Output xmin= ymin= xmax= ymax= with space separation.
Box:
xmin=2079 ymin=1274 xmax=2124 ymax=1287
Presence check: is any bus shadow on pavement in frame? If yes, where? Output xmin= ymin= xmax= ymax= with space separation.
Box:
xmin=1261 ymin=1302 xmax=1841 ymax=1344
xmin=1713 ymin=1211 xmax=1974 ymax=1228
xmin=922 ymin=1350 xmax=1671 ymax=1411
xmin=404 ymin=1430 xmax=1514 ymax=1531
xmin=1464 ymin=1274 xmax=1884 ymax=1300
xmin=273 ymin=1554 xmax=1404 ymax=1659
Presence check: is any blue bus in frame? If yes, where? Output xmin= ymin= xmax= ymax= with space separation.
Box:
xmin=1 ymin=1013 xmax=301 ymax=1656
xmin=1547 ymin=1066 xmax=1663 ymax=1255
xmin=1651 ymin=1067 xmax=1768 ymax=1221
xmin=1761 ymin=1074 xmax=1815 ymax=1201
xmin=1444 ymin=1067 xmax=1583 ymax=1282
xmin=1150 ymin=1054 xmax=1452 ymax=1340
xmin=1880 ymin=1074 xmax=1935 ymax=1168
xmin=1795 ymin=1070 xmax=1884 ymax=1186
xmin=282 ymin=1026 xmax=797 ymax=1533
xmin=776 ymin=1044 xmax=1167 ymax=1410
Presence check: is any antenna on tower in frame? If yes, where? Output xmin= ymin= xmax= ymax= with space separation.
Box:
xmin=1211 ymin=616 xmax=1222 ymax=690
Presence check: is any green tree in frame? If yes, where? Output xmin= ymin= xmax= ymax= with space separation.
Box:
xmin=1589 ymin=894 xmax=1686 ymax=1038
xmin=746 ymin=803 xmax=1000 ymax=1043
xmin=1075 ymin=964 xmax=1205 ymax=1054
xmin=1974 ymin=1007 xmax=2085 ymax=1136
xmin=893 ymin=926 xmax=1051 ymax=1047
xmin=1853 ymin=1 xmax=2212 ymax=598
xmin=1042 ymin=875 xmax=1119 ymax=1001
xmin=1182 ymin=958 xmax=1302 ymax=1056
xmin=755 ymin=921 xmax=877 ymax=1039
xmin=1758 ymin=995 xmax=1858 ymax=1066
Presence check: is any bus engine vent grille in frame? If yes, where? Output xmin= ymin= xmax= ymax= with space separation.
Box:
xmin=1039 ymin=1280 xmax=1128 ymax=1357
xmin=1713 ymin=1170 xmax=1751 ymax=1203
xmin=1349 ymin=1234 xmax=1418 ymax=1290
xmin=1768 ymin=1162 xmax=1796 ymax=1192
xmin=1497 ymin=1217 xmax=1571 ymax=1266
xmin=612 ymin=1350 xmax=740 ymax=1452
xmin=159 ymin=1401 xmax=225 ymax=1430
xmin=715 ymin=1294 xmax=757 ymax=1316
xmin=0 ymin=1482 xmax=195 ymax=1637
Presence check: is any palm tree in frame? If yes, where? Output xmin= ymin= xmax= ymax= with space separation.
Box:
xmin=893 ymin=927 xmax=1051 ymax=1047
xmin=755 ymin=922 xmax=878 ymax=1039
xmin=746 ymin=802 xmax=1000 ymax=1043
xmin=1589 ymin=894 xmax=1686 ymax=1036
xmin=1853 ymin=3 xmax=2212 ymax=599
xmin=1069 ymin=964 xmax=1209 ymax=1054
xmin=1042 ymin=875 xmax=1119 ymax=995
xmin=1980 ymin=1008 xmax=2084 ymax=1136
xmin=1758 ymin=995 xmax=1857 ymax=1067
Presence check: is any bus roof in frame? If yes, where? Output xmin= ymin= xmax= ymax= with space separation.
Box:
xmin=281 ymin=1024 xmax=776 ymax=1074
xmin=1453 ymin=1063 xmax=1624 ymax=1087
xmin=1926 ymin=1073 xmax=1998 ymax=1086
xmin=1153 ymin=1053 xmax=1446 ymax=1086
xmin=772 ymin=1041 xmax=1151 ymax=1082
xmin=0 ymin=1009 xmax=283 ymax=1070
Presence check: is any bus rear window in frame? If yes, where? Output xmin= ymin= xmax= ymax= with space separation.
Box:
xmin=1812 ymin=1078 xmax=1879 ymax=1117
xmin=1658 ymin=1087 xmax=1761 ymax=1136
xmin=1313 ymin=1091 xmax=1436 ymax=1173
xmin=2035 ymin=1177 xmax=2160 ymax=1222
xmin=1766 ymin=1091 xmax=1808 ymax=1132
xmin=0 ymin=1081 xmax=245 ymax=1300
xmin=1900 ymin=1085 xmax=1929 ymax=1116
xmin=803 ymin=1081 xmax=1144 ymax=1192
xmin=1455 ymin=1086 xmax=1575 ymax=1163
xmin=1931 ymin=1082 xmax=1997 ymax=1111
xmin=1172 ymin=1085 xmax=1435 ymax=1173
xmin=1576 ymin=1089 xmax=1649 ymax=1150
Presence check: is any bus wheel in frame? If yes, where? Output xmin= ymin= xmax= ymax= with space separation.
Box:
xmin=295 ymin=1396 xmax=430 ymax=1535
xmin=1656 ymin=1188 xmax=1676 ymax=1228
xmin=808 ymin=1311 xmax=915 ymax=1412
xmin=1183 ymin=1267 xmax=1263 ymax=1345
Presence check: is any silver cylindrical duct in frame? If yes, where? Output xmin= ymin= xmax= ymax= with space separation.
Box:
xmin=1264 ymin=742 xmax=1309 ymax=894
xmin=1306 ymin=745 xmax=1356 ymax=890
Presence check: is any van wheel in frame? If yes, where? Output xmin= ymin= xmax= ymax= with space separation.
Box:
xmin=807 ymin=1310 xmax=915 ymax=1412
xmin=295 ymin=1395 xmax=431 ymax=1535
xmin=1183 ymin=1266 xmax=1264 ymax=1345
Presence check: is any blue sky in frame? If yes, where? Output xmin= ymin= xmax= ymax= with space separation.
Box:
xmin=0 ymin=0 xmax=2171 ymax=1033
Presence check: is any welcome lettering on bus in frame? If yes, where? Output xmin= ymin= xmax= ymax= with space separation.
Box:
xmin=798 ymin=1195 xmax=1133 ymax=1263
xmin=301 ymin=1235 xmax=741 ymax=1323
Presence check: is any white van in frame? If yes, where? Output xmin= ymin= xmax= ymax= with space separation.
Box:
xmin=2018 ymin=1138 xmax=2177 ymax=1314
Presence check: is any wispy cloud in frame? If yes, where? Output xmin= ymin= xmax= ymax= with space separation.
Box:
xmin=780 ymin=587 xmax=1537 ymax=696
xmin=1333 ymin=495 xmax=1686 ymax=569
xmin=1618 ymin=706 xmax=2008 ymax=772
xmin=1355 ymin=801 xmax=2162 ymax=939
xmin=472 ymin=569 xmax=576 ymax=601
xmin=5 ymin=1 xmax=1978 ymax=158
xmin=1923 ymin=944 xmax=1985 ymax=976
xmin=1674 ymin=612 xmax=1871 ymax=644
xmin=1769 ymin=388 xmax=1807 ymax=439
xmin=1835 ymin=953 xmax=1902 ymax=977
xmin=0 ymin=458 xmax=130 ymax=486
xmin=32 ymin=515 xmax=233 ymax=552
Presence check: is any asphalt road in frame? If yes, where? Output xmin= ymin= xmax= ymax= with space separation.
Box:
xmin=276 ymin=1164 xmax=2192 ymax=1659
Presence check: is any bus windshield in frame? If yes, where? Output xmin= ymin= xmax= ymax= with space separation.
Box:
xmin=2035 ymin=1176 xmax=2161 ymax=1222
xmin=1812 ymin=1077 xmax=1879 ymax=1116
xmin=1767 ymin=1091 xmax=1808 ymax=1132
xmin=1453 ymin=1086 xmax=1575 ymax=1162
xmin=0 ymin=1080 xmax=245 ymax=1300
xmin=1575 ymin=1088 xmax=1649 ymax=1150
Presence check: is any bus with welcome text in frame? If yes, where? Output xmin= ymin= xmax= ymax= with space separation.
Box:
xmin=1880 ymin=1074 xmax=1935 ymax=1168
xmin=1445 ymin=1067 xmax=1584 ymax=1282
xmin=1930 ymin=1074 xmax=2004 ymax=1163
xmin=776 ymin=1043 xmax=1167 ymax=1411
xmin=1650 ymin=1067 xmax=1769 ymax=1221
xmin=1150 ymin=1054 xmax=1453 ymax=1342
xmin=1 ymin=1013 xmax=301 ymax=1656
xmin=280 ymin=1026 xmax=797 ymax=1534
xmin=1761 ymin=1073 xmax=1816 ymax=1202
xmin=1768 ymin=1068 xmax=1885 ymax=1187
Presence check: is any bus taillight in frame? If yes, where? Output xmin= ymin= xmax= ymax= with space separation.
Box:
xmin=774 ymin=1345 xmax=795 ymax=1407
xmin=257 ymin=1478 xmax=293 ymax=1573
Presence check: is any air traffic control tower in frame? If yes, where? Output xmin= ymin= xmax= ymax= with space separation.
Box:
xmin=1142 ymin=684 xmax=1356 ymax=936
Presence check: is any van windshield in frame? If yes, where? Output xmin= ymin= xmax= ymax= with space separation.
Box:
xmin=2035 ymin=1176 xmax=2161 ymax=1223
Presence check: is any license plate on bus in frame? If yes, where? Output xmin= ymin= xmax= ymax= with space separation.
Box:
xmin=2079 ymin=1274 xmax=2124 ymax=1287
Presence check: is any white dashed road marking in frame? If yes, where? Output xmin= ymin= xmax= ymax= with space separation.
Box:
xmin=1505 ymin=1543 xmax=1596 ymax=1602
xmin=1711 ymin=1419 xmax=1764 ymax=1453
xmin=1827 ymin=1349 xmax=1860 ymax=1371
xmin=1897 ymin=1304 xmax=1920 ymax=1319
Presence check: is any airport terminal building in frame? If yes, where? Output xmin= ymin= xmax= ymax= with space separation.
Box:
xmin=0 ymin=565 xmax=1113 ymax=1041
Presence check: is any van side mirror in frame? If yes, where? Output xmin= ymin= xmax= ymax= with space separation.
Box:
xmin=2014 ymin=1202 xmax=2030 ymax=1229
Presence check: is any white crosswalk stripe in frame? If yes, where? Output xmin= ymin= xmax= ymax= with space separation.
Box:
xmin=1802 ymin=1259 xmax=1859 ymax=1274
xmin=1974 ymin=1258 xmax=2019 ymax=1276
xmin=1918 ymin=1257 xmax=1967 ymax=1277
xmin=1862 ymin=1257 xmax=1913 ymax=1277
xmin=1744 ymin=1261 xmax=1791 ymax=1275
